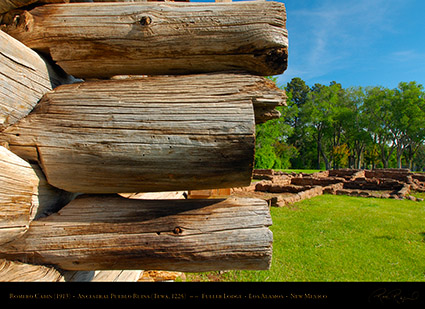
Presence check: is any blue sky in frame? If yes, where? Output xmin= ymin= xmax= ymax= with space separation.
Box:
xmin=277 ymin=0 xmax=425 ymax=89
xmin=192 ymin=0 xmax=425 ymax=89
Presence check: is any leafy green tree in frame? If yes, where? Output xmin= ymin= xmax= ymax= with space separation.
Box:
xmin=363 ymin=86 xmax=395 ymax=168
xmin=412 ymin=145 xmax=425 ymax=171
xmin=302 ymin=83 xmax=342 ymax=170
xmin=253 ymin=76 xmax=425 ymax=171
xmin=332 ymin=144 xmax=350 ymax=168
xmin=285 ymin=77 xmax=311 ymax=168
xmin=391 ymin=81 xmax=425 ymax=168
xmin=254 ymin=105 xmax=295 ymax=169
xmin=343 ymin=86 xmax=371 ymax=169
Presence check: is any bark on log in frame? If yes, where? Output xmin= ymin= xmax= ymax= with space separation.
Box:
xmin=0 ymin=195 xmax=273 ymax=272
xmin=0 ymin=1 xmax=288 ymax=78
xmin=0 ymin=259 xmax=64 ymax=281
xmin=0 ymin=73 xmax=285 ymax=194
xmin=0 ymin=30 xmax=80 ymax=131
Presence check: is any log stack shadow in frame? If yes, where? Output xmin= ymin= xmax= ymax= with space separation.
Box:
xmin=0 ymin=0 xmax=289 ymax=281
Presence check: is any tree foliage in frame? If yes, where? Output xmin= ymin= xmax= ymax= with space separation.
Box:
xmin=254 ymin=77 xmax=425 ymax=171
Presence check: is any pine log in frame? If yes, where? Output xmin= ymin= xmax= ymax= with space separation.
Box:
xmin=0 ymin=73 xmax=285 ymax=194
xmin=30 ymin=163 xmax=78 ymax=219
xmin=0 ymin=29 xmax=51 ymax=130
xmin=0 ymin=195 xmax=273 ymax=272
xmin=0 ymin=259 xmax=64 ymax=281
xmin=0 ymin=1 xmax=288 ymax=78
xmin=0 ymin=30 xmax=80 ymax=131
xmin=0 ymin=0 xmax=71 ymax=15
xmin=0 ymin=146 xmax=39 ymax=246
xmin=0 ymin=146 xmax=76 ymax=245
xmin=91 ymin=270 xmax=143 ymax=282
xmin=61 ymin=269 xmax=144 ymax=282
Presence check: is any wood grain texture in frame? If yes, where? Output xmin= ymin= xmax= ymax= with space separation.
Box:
xmin=0 ymin=146 xmax=39 ymax=244
xmin=0 ymin=146 xmax=39 ymax=245
xmin=0 ymin=30 xmax=51 ymax=130
xmin=0 ymin=1 xmax=288 ymax=78
xmin=0 ymin=73 xmax=286 ymax=194
xmin=0 ymin=195 xmax=273 ymax=272
xmin=0 ymin=259 xmax=64 ymax=281
xmin=0 ymin=30 xmax=80 ymax=131
xmin=0 ymin=146 xmax=77 ymax=245
xmin=30 ymin=163 xmax=78 ymax=219
xmin=0 ymin=0 xmax=71 ymax=15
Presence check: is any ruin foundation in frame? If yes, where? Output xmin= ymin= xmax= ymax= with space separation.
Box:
xmin=232 ymin=168 xmax=425 ymax=207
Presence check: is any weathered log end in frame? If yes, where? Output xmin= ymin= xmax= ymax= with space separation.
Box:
xmin=0 ymin=30 xmax=81 ymax=131
xmin=0 ymin=29 xmax=51 ymax=130
xmin=0 ymin=73 xmax=287 ymax=194
xmin=0 ymin=258 xmax=64 ymax=282
xmin=0 ymin=1 xmax=288 ymax=78
xmin=0 ymin=146 xmax=39 ymax=246
xmin=0 ymin=195 xmax=273 ymax=272
xmin=0 ymin=146 xmax=78 ymax=245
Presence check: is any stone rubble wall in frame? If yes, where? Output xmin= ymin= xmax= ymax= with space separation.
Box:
xmin=248 ymin=168 xmax=425 ymax=207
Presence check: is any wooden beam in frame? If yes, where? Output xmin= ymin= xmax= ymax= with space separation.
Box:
xmin=0 ymin=146 xmax=39 ymax=245
xmin=30 ymin=162 xmax=78 ymax=219
xmin=0 ymin=259 xmax=64 ymax=282
xmin=0 ymin=146 xmax=77 ymax=245
xmin=0 ymin=30 xmax=52 ymax=130
xmin=0 ymin=30 xmax=80 ymax=131
xmin=0 ymin=1 xmax=288 ymax=78
xmin=0 ymin=195 xmax=273 ymax=272
xmin=0 ymin=0 xmax=71 ymax=15
xmin=0 ymin=73 xmax=285 ymax=194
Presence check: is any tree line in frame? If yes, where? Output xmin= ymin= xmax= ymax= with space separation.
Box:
xmin=255 ymin=77 xmax=425 ymax=171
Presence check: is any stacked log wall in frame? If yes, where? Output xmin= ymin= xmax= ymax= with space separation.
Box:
xmin=0 ymin=0 xmax=288 ymax=281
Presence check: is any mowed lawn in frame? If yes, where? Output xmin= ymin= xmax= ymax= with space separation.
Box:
xmin=186 ymin=194 xmax=425 ymax=282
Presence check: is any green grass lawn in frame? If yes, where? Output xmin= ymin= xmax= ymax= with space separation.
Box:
xmin=185 ymin=194 xmax=425 ymax=282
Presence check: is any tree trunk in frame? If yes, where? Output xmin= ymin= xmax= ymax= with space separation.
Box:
xmin=0 ymin=195 xmax=273 ymax=272
xmin=1 ymin=73 xmax=285 ymax=193
xmin=317 ymin=133 xmax=329 ymax=170
xmin=0 ymin=1 xmax=288 ymax=78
